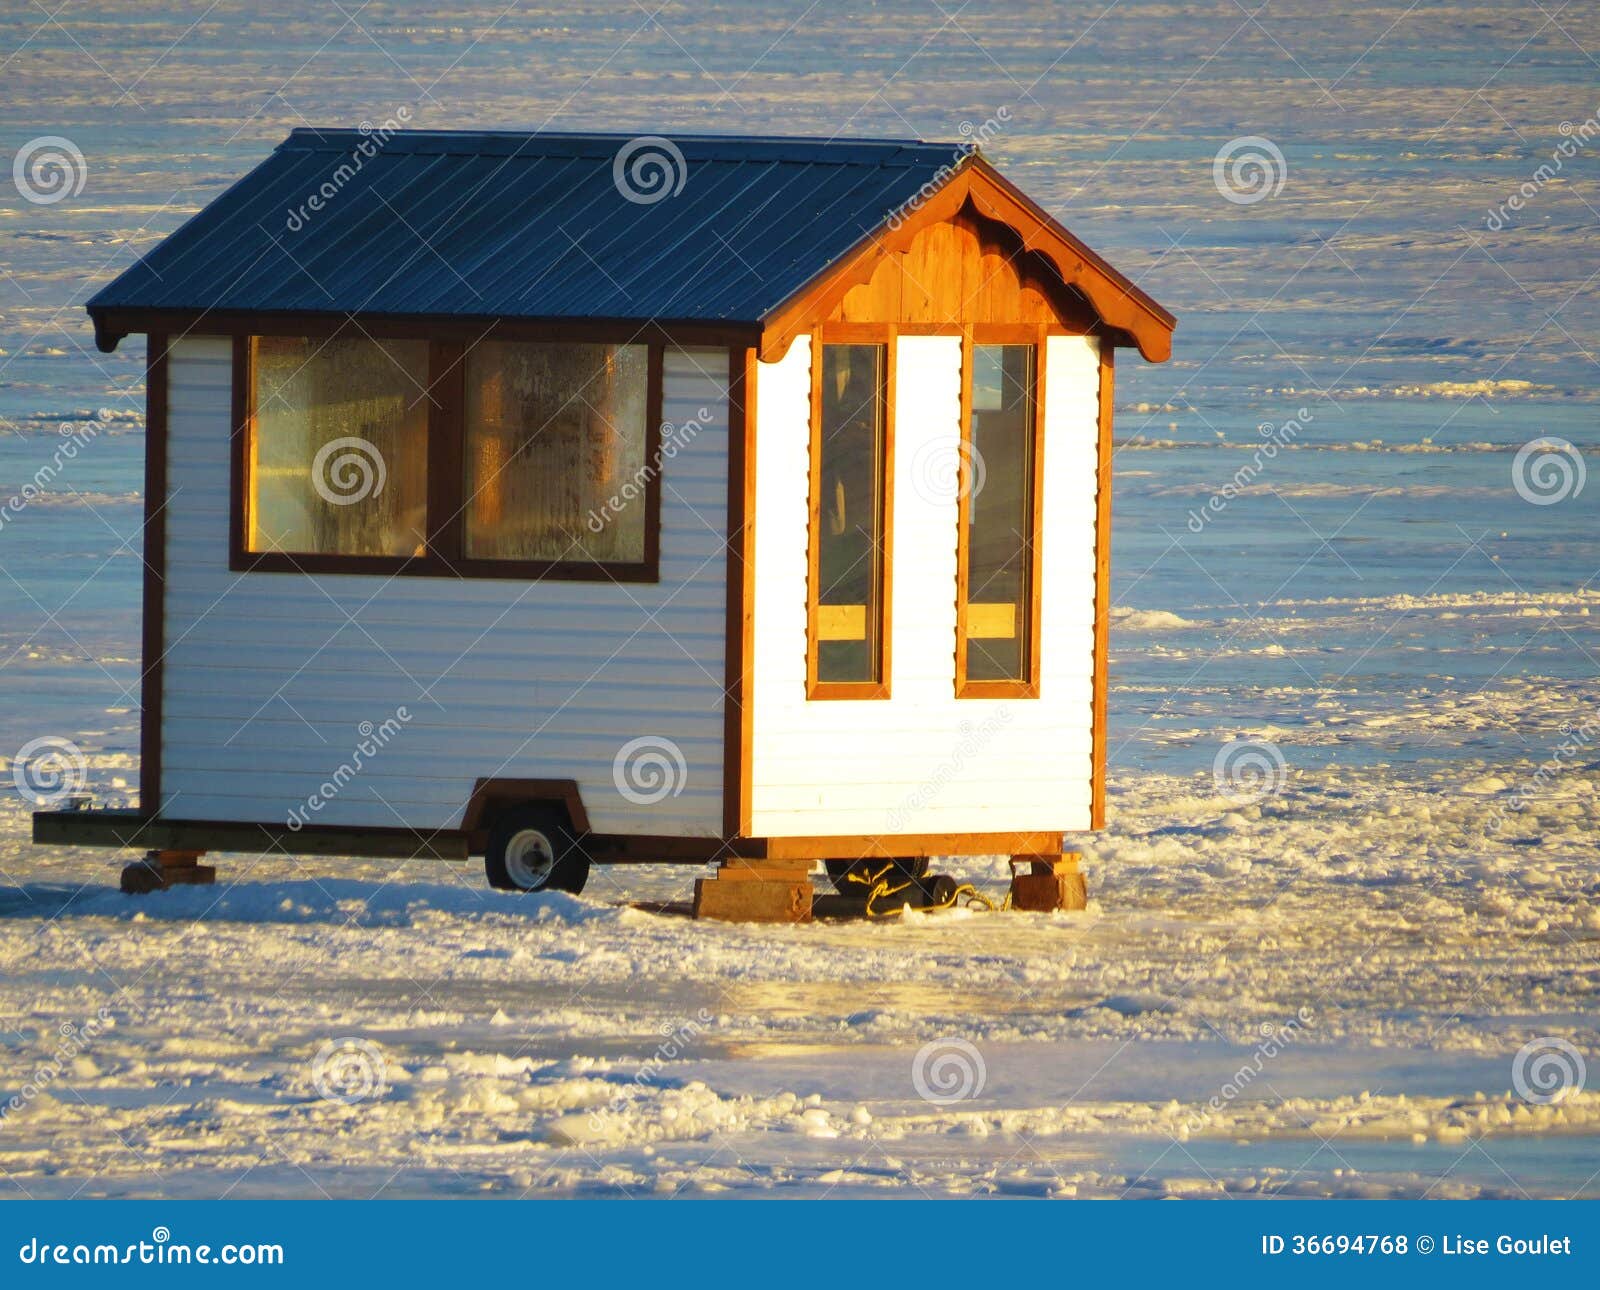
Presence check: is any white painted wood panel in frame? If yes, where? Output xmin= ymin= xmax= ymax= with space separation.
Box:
xmin=157 ymin=337 xmax=729 ymax=835
xmin=748 ymin=333 xmax=1103 ymax=837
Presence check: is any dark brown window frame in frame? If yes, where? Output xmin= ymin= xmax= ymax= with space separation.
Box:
xmin=805 ymin=323 xmax=895 ymax=701
xmin=230 ymin=325 xmax=664 ymax=582
xmin=955 ymin=323 xmax=1046 ymax=699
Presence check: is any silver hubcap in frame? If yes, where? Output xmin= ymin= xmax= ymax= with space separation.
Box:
xmin=503 ymin=828 xmax=557 ymax=890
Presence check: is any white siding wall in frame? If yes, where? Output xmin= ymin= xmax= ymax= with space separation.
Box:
xmin=158 ymin=336 xmax=730 ymax=835
xmin=748 ymin=333 xmax=1102 ymax=837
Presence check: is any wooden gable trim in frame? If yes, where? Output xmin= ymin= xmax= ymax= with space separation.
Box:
xmin=758 ymin=159 xmax=1174 ymax=365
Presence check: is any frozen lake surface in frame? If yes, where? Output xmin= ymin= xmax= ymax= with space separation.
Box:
xmin=2 ymin=0 xmax=1599 ymax=1198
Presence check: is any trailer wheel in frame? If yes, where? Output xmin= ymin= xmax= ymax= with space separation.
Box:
xmin=825 ymin=857 xmax=929 ymax=895
xmin=485 ymin=805 xmax=590 ymax=894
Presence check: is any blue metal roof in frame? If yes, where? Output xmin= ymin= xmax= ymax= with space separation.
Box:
xmin=89 ymin=130 xmax=968 ymax=331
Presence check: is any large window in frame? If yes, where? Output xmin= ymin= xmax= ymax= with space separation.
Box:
xmin=245 ymin=336 xmax=430 ymax=558
xmin=808 ymin=338 xmax=891 ymax=698
xmin=957 ymin=340 xmax=1041 ymax=696
xmin=464 ymin=342 xmax=649 ymax=564
xmin=233 ymin=331 xmax=662 ymax=581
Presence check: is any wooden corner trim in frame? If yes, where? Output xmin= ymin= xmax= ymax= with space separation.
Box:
xmin=139 ymin=333 xmax=170 ymax=813
xmin=1090 ymin=342 xmax=1115 ymax=830
xmin=723 ymin=346 xmax=756 ymax=838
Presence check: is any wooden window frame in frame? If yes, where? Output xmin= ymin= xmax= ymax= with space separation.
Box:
xmin=955 ymin=323 xmax=1046 ymax=699
xmin=230 ymin=326 xmax=664 ymax=582
xmin=806 ymin=323 xmax=895 ymax=701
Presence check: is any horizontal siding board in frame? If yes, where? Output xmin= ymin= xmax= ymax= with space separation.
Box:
xmin=163 ymin=795 xmax=717 ymax=835
xmin=161 ymin=715 xmax=722 ymax=753
xmin=163 ymin=687 xmax=719 ymax=722
xmin=156 ymin=336 xmax=729 ymax=836
xmin=160 ymin=646 xmax=725 ymax=686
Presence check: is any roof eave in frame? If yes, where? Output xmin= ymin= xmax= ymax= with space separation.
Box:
xmin=84 ymin=305 xmax=763 ymax=353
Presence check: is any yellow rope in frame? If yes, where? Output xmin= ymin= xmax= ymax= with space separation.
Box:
xmin=843 ymin=863 xmax=999 ymax=918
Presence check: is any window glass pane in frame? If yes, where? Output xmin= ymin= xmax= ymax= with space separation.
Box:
xmin=463 ymin=342 xmax=649 ymax=564
xmin=249 ymin=336 xmax=430 ymax=558
xmin=815 ymin=343 xmax=886 ymax=684
xmin=965 ymin=344 xmax=1035 ymax=682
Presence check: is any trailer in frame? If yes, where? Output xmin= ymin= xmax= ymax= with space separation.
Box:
xmin=46 ymin=129 xmax=1174 ymax=912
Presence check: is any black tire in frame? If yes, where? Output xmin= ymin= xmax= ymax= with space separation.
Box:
xmin=485 ymin=804 xmax=591 ymax=894
xmin=826 ymin=856 xmax=930 ymax=895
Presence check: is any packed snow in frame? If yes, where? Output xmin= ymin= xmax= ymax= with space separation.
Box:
xmin=3 ymin=723 xmax=1597 ymax=1197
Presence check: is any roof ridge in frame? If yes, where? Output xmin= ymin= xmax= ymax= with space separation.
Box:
xmin=283 ymin=127 xmax=946 ymax=147
xmin=274 ymin=129 xmax=966 ymax=162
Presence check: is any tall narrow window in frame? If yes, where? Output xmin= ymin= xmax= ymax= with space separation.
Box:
xmin=463 ymin=341 xmax=651 ymax=568
xmin=246 ymin=336 xmax=430 ymax=558
xmin=958 ymin=342 xmax=1040 ymax=695
xmin=809 ymin=340 xmax=890 ymax=696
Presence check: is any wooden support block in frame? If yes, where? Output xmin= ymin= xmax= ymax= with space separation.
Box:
xmin=1008 ymin=852 xmax=1087 ymax=912
xmin=154 ymin=849 xmax=205 ymax=868
xmin=693 ymin=862 xmax=813 ymax=923
xmin=120 ymin=849 xmax=215 ymax=894
xmin=711 ymin=860 xmax=814 ymax=883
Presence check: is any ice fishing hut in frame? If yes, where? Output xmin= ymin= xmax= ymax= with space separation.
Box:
xmin=38 ymin=129 xmax=1174 ymax=914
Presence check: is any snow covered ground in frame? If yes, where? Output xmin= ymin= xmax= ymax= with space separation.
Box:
xmin=3 ymin=718 xmax=1597 ymax=1198
xmin=4 ymin=1 xmax=1600 ymax=1199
